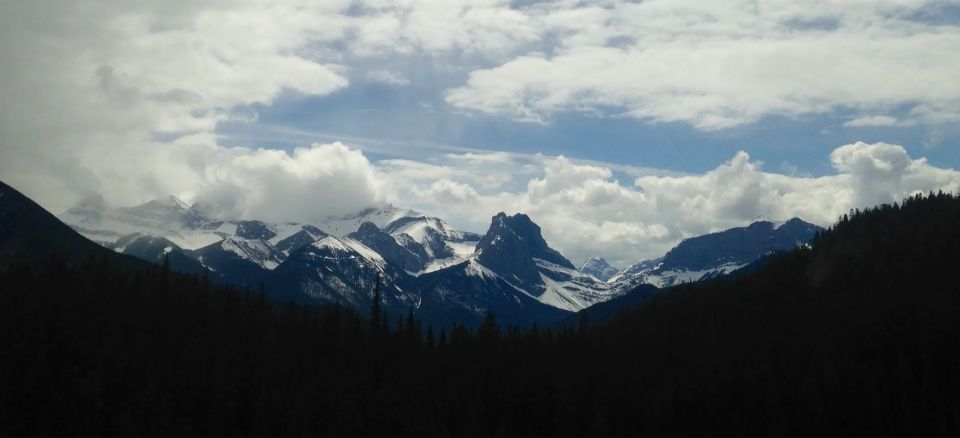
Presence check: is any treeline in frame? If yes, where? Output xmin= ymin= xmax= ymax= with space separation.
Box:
xmin=2 ymin=192 xmax=960 ymax=437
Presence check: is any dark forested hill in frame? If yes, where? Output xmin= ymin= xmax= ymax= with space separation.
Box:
xmin=587 ymin=192 xmax=960 ymax=436
xmin=2 ymin=191 xmax=959 ymax=437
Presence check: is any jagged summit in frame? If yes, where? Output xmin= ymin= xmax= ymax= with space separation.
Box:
xmin=421 ymin=212 xmax=625 ymax=315
xmin=477 ymin=213 xmax=573 ymax=271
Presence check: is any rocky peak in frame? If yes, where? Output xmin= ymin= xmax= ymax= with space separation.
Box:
xmin=579 ymin=256 xmax=618 ymax=282
xmin=478 ymin=213 xmax=573 ymax=270
xmin=475 ymin=213 xmax=575 ymax=290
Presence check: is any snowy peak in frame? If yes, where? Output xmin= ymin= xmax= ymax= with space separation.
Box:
xmin=579 ymin=256 xmax=618 ymax=282
xmin=470 ymin=212 xmax=595 ymax=303
xmin=316 ymin=205 xmax=421 ymax=237
xmin=381 ymin=215 xmax=481 ymax=272
xmin=383 ymin=216 xmax=481 ymax=243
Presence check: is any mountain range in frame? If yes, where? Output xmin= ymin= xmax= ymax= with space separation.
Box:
xmin=3 ymin=179 xmax=822 ymax=327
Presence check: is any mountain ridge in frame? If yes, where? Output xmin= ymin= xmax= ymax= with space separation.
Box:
xmin=47 ymin=187 xmax=821 ymax=327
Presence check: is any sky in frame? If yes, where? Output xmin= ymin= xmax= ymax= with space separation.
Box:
xmin=2 ymin=0 xmax=960 ymax=267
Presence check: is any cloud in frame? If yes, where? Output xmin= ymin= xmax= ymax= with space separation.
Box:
xmin=830 ymin=141 xmax=960 ymax=208
xmin=379 ymin=142 xmax=960 ymax=267
xmin=367 ymin=70 xmax=411 ymax=86
xmin=445 ymin=1 xmax=960 ymax=129
xmin=347 ymin=0 xmax=541 ymax=57
xmin=844 ymin=115 xmax=901 ymax=127
xmin=413 ymin=179 xmax=480 ymax=204
xmin=2 ymin=0 xmax=960 ymax=269
xmin=0 ymin=0 xmax=551 ymax=213
xmin=0 ymin=0 xmax=356 ymax=214
xmin=194 ymin=142 xmax=385 ymax=224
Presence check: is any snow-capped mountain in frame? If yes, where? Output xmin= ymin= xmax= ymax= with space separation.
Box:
xmin=56 ymin=196 xmax=498 ymax=318
xmin=420 ymin=213 xmax=627 ymax=314
xmin=579 ymin=256 xmax=619 ymax=282
xmin=55 ymin=190 xmax=822 ymax=327
xmin=58 ymin=194 xmax=631 ymax=326
xmin=62 ymin=196 xmax=236 ymax=250
xmin=315 ymin=206 xmax=421 ymax=237
xmin=611 ymin=218 xmax=822 ymax=287
xmin=58 ymin=196 xmax=425 ymax=273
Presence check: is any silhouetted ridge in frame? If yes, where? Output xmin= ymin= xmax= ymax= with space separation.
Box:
xmin=0 ymin=180 xmax=135 ymax=268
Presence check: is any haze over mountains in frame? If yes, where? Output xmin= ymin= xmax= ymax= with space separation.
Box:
xmin=47 ymin=184 xmax=822 ymax=326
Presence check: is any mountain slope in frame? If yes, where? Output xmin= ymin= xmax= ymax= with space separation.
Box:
xmin=112 ymin=233 xmax=206 ymax=274
xmin=587 ymin=193 xmax=960 ymax=435
xmin=269 ymin=235 xmax=419 ymax=312
xmin=383 ymin=215 xmax=481 ymax=272
xmin=0 ymin=181 xmax=144 ymax=269
xmin=475 ymin=213 xmax=570 ymax=287
xmin=413 ymin=213 xmax=626 ymax=324
xmin=579 ymin=256 xmax=618 ymax=281
xmin=613 ymin=217 xmax=822 ymax=287
xmin=347 ymin=222 xmax=426 ymax=272
xmin=415 ymin=259 xmax=570 ymax=328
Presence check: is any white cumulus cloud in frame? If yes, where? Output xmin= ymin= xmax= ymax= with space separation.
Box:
xmin=194 ymin=142 xmax=385 ymax=224
xmin=380 ymin=142 xmax=960 ymax=267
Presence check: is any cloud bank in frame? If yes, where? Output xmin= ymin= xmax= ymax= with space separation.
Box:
xmin=2 ymin=0 xmax=959 ymax=266
xmin=445 ymin=1 xmax=960 ymax=128
xmin=381 ymin=142 xmax=960 ymax=266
